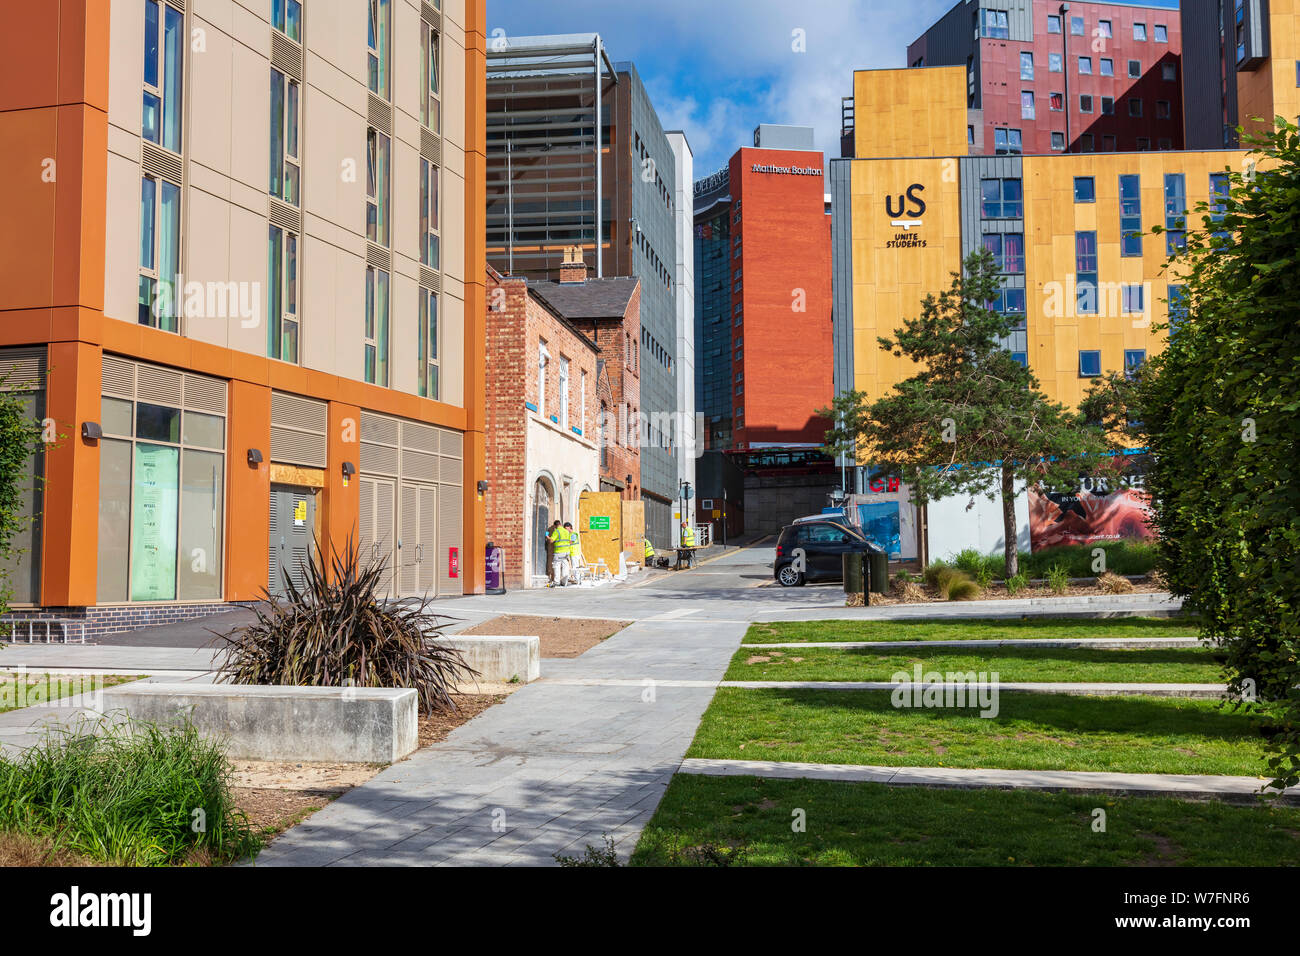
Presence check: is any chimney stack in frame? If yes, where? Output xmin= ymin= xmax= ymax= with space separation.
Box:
xmin=559 ymin=245 xmax=588 ymax=284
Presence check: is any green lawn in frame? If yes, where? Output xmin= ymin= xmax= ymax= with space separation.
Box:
xmin=630 ymin=774 xmax=1300 ymax=866
xmin=0 ymin=674 xmax=138 ymax=715
xmin=742 ymin=617 xmax=1199 ymax=645
xmin=726 ymin=644 xmax=1224 ymax=683
xmin=687 ymin=688 xmax=1267 ymax=776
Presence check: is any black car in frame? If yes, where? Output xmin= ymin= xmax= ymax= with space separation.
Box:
xmin=773 ymin=520 xmax=879 ymax=587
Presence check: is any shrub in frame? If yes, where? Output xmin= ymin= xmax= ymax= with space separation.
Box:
xmin=555 ymin=835 xmax=622 ymax=867
xmin=936 ymin=567 xmax=979 ymax=601
xmin=1045 ymin=564 xmax=1070 ymax=594
xmin=948 ymin=578 xmax=983 ymax=601
xmin=0 ymin=716 xmax=256 ymax=866
xmin=923 ymin=560 xmax=949 ymax=587
xmin=952 ymin=549 xmax=984 ymax=575
xmin=1019 ymin=541 xmax=1158 ymax=579
xmin=1005 ymin=572 xmax=1030 ymax=596
xmin=217 ymin=536 xmax=477 ymax=714
xmin=1098 ymin=571 xmax=1135 ymax=594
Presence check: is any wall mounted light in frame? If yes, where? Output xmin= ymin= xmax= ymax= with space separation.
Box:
xmin=246 ymin=448 xmax=264 ymax=466
xmin=341 ymin=461 xmax=357 ymax=479
xmin=477 ymin=480 xmax=488 ymax=495
xmin=81 ymin=421 xmax=102 ymax=442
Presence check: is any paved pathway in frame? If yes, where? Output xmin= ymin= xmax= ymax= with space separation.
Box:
xmin=679 ymin=758 xmax=1291 ymax=804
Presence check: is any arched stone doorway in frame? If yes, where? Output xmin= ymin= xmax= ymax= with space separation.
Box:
xmin=531 ymin=475 xmax=556 ymax=584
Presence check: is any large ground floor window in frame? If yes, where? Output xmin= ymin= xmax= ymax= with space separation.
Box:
xmin=97 ymin=389 xmax=225 ymax=602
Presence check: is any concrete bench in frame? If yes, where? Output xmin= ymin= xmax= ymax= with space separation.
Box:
xmin=102 ymin=683 xmax=417 ymax=764
xmin=435 ymin=635 xmax=540 ymax=684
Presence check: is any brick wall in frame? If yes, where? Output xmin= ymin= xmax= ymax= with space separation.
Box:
xmin=574 ymin=282 xmax=642 ymax=496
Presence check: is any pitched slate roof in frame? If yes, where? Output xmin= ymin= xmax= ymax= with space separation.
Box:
xmin=528 ymin=277 xmax=639 ymax=321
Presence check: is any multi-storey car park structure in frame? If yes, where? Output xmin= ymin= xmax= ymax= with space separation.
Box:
xmin=484 ymin=34 xmax=693 ymax=548
xmin=0 ymin=0 xmax=487 ymax=635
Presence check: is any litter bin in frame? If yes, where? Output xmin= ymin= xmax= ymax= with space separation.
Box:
xmin=865 ymin=543 xmax=889 ymax=595
xmin=842 ymin=551 xmax=866 ymax=596
xmin=485 ymin=542 xmax=505 ymax=595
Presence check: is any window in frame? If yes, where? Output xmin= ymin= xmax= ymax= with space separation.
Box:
xmin=1103 ymin=134 xmax=1117 ymax=151
xmin=1163 ymin=62 xmax=1177 ymax=81
xmin=142 ymin=1 xmax=184 ymax=153
xmin=983 ymin=233 xmax=1025 ymax=274
xmin=558 ymin=356 xmax=570 ymax=429
xmin=1101 ymin=96 xmax=1114 ymax=115
xmin=421 ymin=20 xmax=441 ymax=132
xmin=1078 ymin=350 xmax=1102 ymax=377
xmin=536 ymin=342 xmax=547 ymax=416
xmin=138 ymin=174 xmax=181 ymax=332
xmin=1154 ymin=24 xmax=1167 ymax=42
xmin=1097 ymin=19 xmax=1112 ymax=38
xmin=578 ymin=370 xmax=587 ymax=435
xmin=1076 ymin=231 xmax=1098 ymax=314
xmin=1167 ymin=284 xmax=1188 ymax=331
xmin=1137 ymin=137 xmax=1151 ymax=151
xmin=364 ymin=266 xmax=390 ymax=386
xmin=967 ymin=125 xmax=974 ymax=145
xmin=1122 ymin=283 xmax=1145 ymax=314
xmin=1156 ymin=100 xmax=1171 ymax=119
xmin=1048 ymin=14 xmax=1061 ymax=33
xmin=418 ymin=289 xmax=439 ymax=399
xmin=1164 ymin=173 xmax=1187 ymax=252
xmin=1158 ymin=138 xmax=1172 ymax=150
xmin=1078 ymin=56 xmax=1092 ymax=75
xmin=1209 ymin=171 xmax=1230 ymax=222
xmin=1129 ymin=98 xmax=1143 ymax=117
xmin=366 ymin=128 xmax=390 ymax=245
xmin=1020 ymin=52 xmax=1034 ymax=80
xmin=1051 ymin=131 xmax=1066 ymax=150
xmin=271 ymin=0 xmax=301 ymax=41
xmin=1071 ymin=16 xmax=1084 ymax=35
xmin=96 ymin=382 xmax=226 ymax=603
xmin=1050 ymin=92 xmax=1064 ymax=111
xmin=1100 ymin=58 xmax=1114 ymax=76
xmin=367 ymin=0 xmax=391 ymax=96
xmin=1120 ymin=174 xmax=1142 ymax=257
xmin=1128 ymin=59 xmax=1142 ymax=78
xmin=1049 ymin=52 xmax=1063 ymax=72
xmin=1074 ymin=177 xmax=1095 ymax=202
xmin=1021 ymin=91 xmax=1036 ymax=119
xmin=270 ymin=69 xmax=300 ymax=205
xmin=1079 ymin=94 xmax=1093 ymax=113
xmin=1081 ymin=133 xmax=1095 ymax=152
xmin=266 ymin=225 xmax=298 ymax=362
xmin=1133 ymin=22 xmax=1147 ymax=41
xmin=419 ymin=158 xmax=440 ymax=269
xmin=981 ymin=178 xmax=1023 ymax=218
xmin=981 ymin=9 xmax=1010 ymax=38
xmin=993 ymin=128 xmax=1022 ymax=155
xmin=1011 ymin=352 xmax=1028 ymax=367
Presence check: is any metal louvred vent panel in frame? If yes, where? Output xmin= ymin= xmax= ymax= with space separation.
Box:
xmin=269 ymin=198 xmax=300 ymax=234
xmin=101 ymin=356 xmax=135 ymax=397
xmin=401 ymin=449 xmax=439 ymax=483
xmin=366 ymin=244 xmax=391 ymax=272
xmin=399 ymin=483 xmax=419 ymax=594
xmin=270 ymin=426 xmax=326 ymax=467
xmin=361 ymin=441 xmax=400 ymax=477
xmin=271 ymin=391 xmax=327 ymax=432
xmin=136 ymin=363 xmax=184 ymax=407
xmin=419 ymin=267 xmax=441 ymax=292
xmin=183 ymin=374 xmax=227 ymax=414
xmin=437 ymin=481 xmax=462 ymax=595
xmin=438 ymin=455 xmax=462 ymax=485
xmin=0 ymin=348 xmax=47 ymax=392
xmin=421 ymin=2 xmax=440 ymax=29
xmin=367 ymin=95 xmax=392 ymax=135
xmin=141 ymin=142 xmax=183 ymax=183
xmin=401 ymin=421 xmax=440 ymax=453
xmin=439 ymin=428 xmax=463 ymax=459
xmin=271 ymin=32 xmax=303 ymax=80
xmin=420 ymin=128 xmax=442 ymax=166
xmin=360 ymin=411 xmax=399 ymax=446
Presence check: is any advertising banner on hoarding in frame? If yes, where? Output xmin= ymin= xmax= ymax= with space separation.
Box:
xmin=1028 ymin=472 xmax=1153 ymax=551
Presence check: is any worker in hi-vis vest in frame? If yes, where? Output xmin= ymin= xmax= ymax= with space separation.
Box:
xmin=545 ymin=520 xmax=562 ymax=585
xmin=680 ymin=522 xmax=697 ymax=548
xmin=643 ymin=537 xmax=655 ymax=565
xmin=566 ymin=523 xmax=582 ymax=576
xmin=551 ymin=521 xmax=572 ymax=586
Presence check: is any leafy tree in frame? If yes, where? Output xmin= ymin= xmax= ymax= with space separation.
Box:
xmin=1137 ymin=120 xmax=1300 ymax=791
xmin=821 ymin=249 xmax=1107 ymax=578
xmin=0 ymin=373 xmax=46 ymax=618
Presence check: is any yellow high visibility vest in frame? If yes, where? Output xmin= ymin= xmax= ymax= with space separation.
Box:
xmin=568 ymin=530 xmax=580 ymax=554
xmin=682 ymin=526 xmax=696 ymax=547
xmin=552 ymin=528 xmax=570 ymax=556
xmin=644 ymin=539 xmax=655 ymax=560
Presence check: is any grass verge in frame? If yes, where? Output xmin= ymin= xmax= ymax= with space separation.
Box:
xmin=630 ymin=774 xmax=1300 ymax=866
xmin=726 ymin=645 xmax=1224 ymax=684
xmin=0 ymin=716 xmax=258 ymax=865
xmin=743 ymin=617 xmax=1198 ymax=645
xmin=687 ymin=688 xmax=1267 ymax=776
xmin=0 ymin=673 xmax=139 ymax=714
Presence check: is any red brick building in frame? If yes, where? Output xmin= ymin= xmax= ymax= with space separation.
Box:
xmin=907 ymin=0 xmax=1183 ymax=154
xmin=484 ymin=264 xmax=600 ymax=587
xmin=530 ymin=251 xmax=642 ymax=502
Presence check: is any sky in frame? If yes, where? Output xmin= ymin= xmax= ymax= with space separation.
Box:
xmin=486 ymin=0 xmax=1183 ymax=178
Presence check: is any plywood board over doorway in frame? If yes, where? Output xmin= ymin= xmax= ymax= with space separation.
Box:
xmin=578 ymin=491 xmax=623 ymax=572
xmin=621 ymin=499 xmax=645 ymax=554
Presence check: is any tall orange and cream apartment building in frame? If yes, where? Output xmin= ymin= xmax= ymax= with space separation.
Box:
xmin=0 ymin=0 xmax=488 ymax=634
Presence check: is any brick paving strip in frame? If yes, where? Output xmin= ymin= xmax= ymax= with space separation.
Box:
xmin=740 ymin=637 xmax=1203 ymax=649
xmin=717 ymin=680 xmax=1226 ymax=697
xmin=678 ymin=758 xmax=1292 ymax=804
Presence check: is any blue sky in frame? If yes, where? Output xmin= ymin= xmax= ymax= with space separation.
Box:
xmin=487 ymin=0 xmax=1181 ymax=177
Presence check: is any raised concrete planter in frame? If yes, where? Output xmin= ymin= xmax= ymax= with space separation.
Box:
xmin=101 ymin=683 xmax=418 ymax=764
xmin=436 ymin=635 xmax=540 ymax=684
